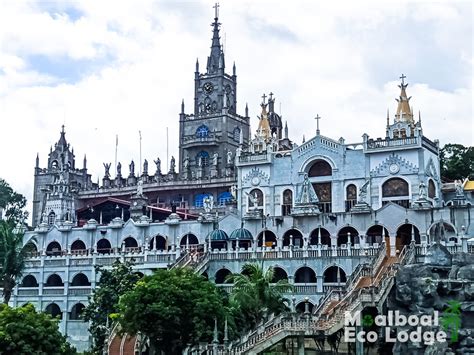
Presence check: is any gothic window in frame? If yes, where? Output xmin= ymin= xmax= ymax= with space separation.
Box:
xmin=428 ymin=179 xmax=436 ymax=199
xmin=282 ymin=189 xmax=293 ymax=216
xmin=313 ymin=183 xmax=332 ymax=213
xmin=196 ymin=125 xmax=209 ymax=138
xmin=382 ymin=178 xmax=410 ymax=208
xmin=196 ymin=151 xmax=209 ymax=167
xmin=249 ymin=189 xmax=264 ymax=208
xmin=51 ymin=160 xmax=58 ymax=169
xmin=345 ymin=184 xmax=357 ymax=212
xmin=308 ymin=160 xmax=332 ymax=177
xmin=233 ymin=127 xmax=241 ymax=141
xmin=48 ymin=211 xmax=56 ymax=225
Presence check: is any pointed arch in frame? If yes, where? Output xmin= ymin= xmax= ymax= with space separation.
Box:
xmin=46 ymin=241 xmax=62 ymax=256
xmin=323 ymin=266 xmax=347 ymax=283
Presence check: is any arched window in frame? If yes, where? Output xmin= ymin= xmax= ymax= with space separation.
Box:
xmin=24 ymin=242 xmax=38 ymax=256
xmin=248 ymin=189 xmax=264 ymax=209
xmin=71 ymin=240 xmax=86 ymax=254
xmin=428 ymin=180 xmax=436 ymax=199
xmin=149 ymin=235 xmax=167 ymax=251
xmin=46 ymin=241 xmax=61 ymax=256
xmin=233 ymin=127 xmax=241 ymax=141
xmin=345 ymin=184 xmax=357 ymax=211
xmin=309 ymin=228 xmax=331 ymax=246
xmin=272 ymin=267 xmax=288 ymax=282
xmin=196 ymin=125 xmax=209 ymax=138
xmin=296 ymin=301 xmax=314 ymax=313
xmin=51 ymin=160 xmax=59 ymax=169
xmin=294 ymin=267 xmax=317 ymax=283
xmin=282 ymin=189 xmax=293 ymax=216
xmin=180 ymin=233 xmax=199 ymax=247
xmin=323 ymin=266 xmax=347 ymax=284
xmin=123 ymin=237 xmax=138 ymax=251
xmin=71 ymin=273 xmax=90 ymax=287
xmin=218 ymin=192 xmax=232 ymax=206
xmin=337 ymin=226 xmax=359 ymax=246
xmin=21 ymin=275 xmax=38 ymax=287
xmin=308 ymin=160 xmax=332 ymax=177
xmin=70 ymin=303 xmax=85 ymax=321
xmin=282 ymin=229 xmax=303 ymax=248
xmin=257 ymin=230 xmax=277 ymax=248
xmin=382 ymin=178 xmax=410 ymax=208
xmin=48 ymin=211 xmax=56 ymax=225
xmin=45 ymin=274 xmax=63 ymax=287
xmin=196 ymin=151 xmax=210 ymax=167
xmin=96 ymin=239 xmax=112 ymax=254
xmin=45 ymin=303 xmax=62 ymax=319
xmin=215 ymin=269 xmax=232 ymax=284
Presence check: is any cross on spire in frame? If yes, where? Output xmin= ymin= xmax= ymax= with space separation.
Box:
xmin=269 ymin=92 xmax=274 ymax=101
xmin=261 ymin=93 xmax=267 ymax=105
xmin=315 ymin=114 xmax=322 ymax=135
xmin=213 ymin=3 xmax=220 ymax=19
xmin=399 ymin=73 xmax=406 ymax=86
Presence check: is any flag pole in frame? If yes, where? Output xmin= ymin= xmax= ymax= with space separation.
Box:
xmin=139 ymin=130 xmax=142 ymax=176
xmin=114 ymin=134 xmax=118 ymax=176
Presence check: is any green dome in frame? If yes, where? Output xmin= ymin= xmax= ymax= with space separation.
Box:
xmin=207 ymin=229 xmax=229 ymax=241
xmin=229 ymin=228 xmax=253 ymax=241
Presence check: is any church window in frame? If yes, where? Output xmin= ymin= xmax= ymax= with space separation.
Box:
xmin=313 ymin=183 xmax=332 ymax=213
xmin=218 ymin=192 xmax=232 ymax=206
xmin=196 ymin=151 xmax=209 ymax=167
xmin=345 ymin=184 xmax=357 ymax=212
xmin=281 ymin=189 xmax=293 ymax=216
xmin=233 ymin=127 xmax=241 ymax=141
xmin=382 ymin=178 xmax=410 ymax=208
xmin=196 ymin=125 xmax=209 ymax=138
xmin=308 ymin=160 xmax=332 ymax=177
xmin=428 ymin=179 xmax=436 ymax=199
xmin=48 ymin=211 xmax=56 ymax=225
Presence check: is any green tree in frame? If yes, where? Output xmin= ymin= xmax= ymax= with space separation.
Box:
xmin=0 ymin=303 xmax=76 ymax=354
xmin=82 ymin=260 xmax=140 ymax=354
xmin=228 ymin=263 xmax=292 ymax=334
xmin=440 ymin=144 xmax=474 ymax=181
xmin=0 ymin=221 xmax=33 ymax=304
xmin=116 ymin=268 xmax=227 ymax=355
xmin=0 ymin=178 xmax=28 ymax=223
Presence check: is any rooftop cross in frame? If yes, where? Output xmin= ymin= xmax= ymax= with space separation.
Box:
xmin=269 ymin=92 xmax=274 ymax=101
xmin=315 ymin=114 xmax=322 ymax=135
xmin=399 ymin=73 xmax=406 ymax=86
xmin=213 ymin=3 xmax=220 ymax=19
xmin=261 ymin=93 xmax=267 ymax=105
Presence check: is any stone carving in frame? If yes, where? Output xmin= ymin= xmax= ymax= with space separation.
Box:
xmin=129 ymin=160 xmax=135 ymax=176
xmin=297 ymin=174 xmax=319 ymax=205
xmin=358 ymin=180 xmax=370 ymax=203
xmin=154 ymin=157 xmax=161 ymax=175
xmin=242 ymin=167 xmax=269 ymax=185
xmin=143 ymin=159 xmax=148 ymax=175
xmin=203 ymin=195 xmax=214 ymax=212
xmin=212 ymin=152 xmax=218 ymax=166
xmin=370 ymin=153 xmax=418 ymax=177
xmin=230 ymin=185 xmax=237 ymax=199
xmin=227 ymin=151 xmax=233 ymax=165
xmin=117 ymin=162 xmax=122 ymax=176
xmin=418 ymin=181 xmax=426 ymax=199
xmin=137 ymin=178 xmax=143 ymax=196
xmin=170 ymin=156 xmax=176 ymax=173
xmin=183 ymin=157 xmax=189 ymax=169
xmin=103 ymin=163 xmax=111 ymax=178
xmin=245 ymin=191 xmax=259 ymax=210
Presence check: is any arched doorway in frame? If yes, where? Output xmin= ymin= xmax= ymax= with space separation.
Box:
xmin=294 ymin=267 xmax=317 ymax=284
xmin=71 ymin=240 xmax=86 ymax=254
xmin=96 ymin=239 xmax=112 ymax=254
xmin=45 ymin=303 xmax=62 ymax=319
xmin=215 ymin=268 xmax=232 ymax=284
xmin=296 ymin=301 xmax=314 ymax=313
xmin=272 ymin=267 xmax=288 ymax=282
xmin=282 ymin=229 xmax=304 ymax=248
xmin=309 ymin=227 xmax=331 ymax=247
xmin=428 ymin=222 xmax=456 ymax=243
xmin=257 ymin=230 xmax=277 ymax=248
xmin=123 ymin=237 xmax=138 ymax=249
xmin=396 ymin=224 xmax=420 ymax=250
xmin=365 ymin=225 xmax=389 ymax=246
xmin=337 ymin=226 xmax=359 ymax=246
xmin=180 ymin=233 xmax=199 ymax=248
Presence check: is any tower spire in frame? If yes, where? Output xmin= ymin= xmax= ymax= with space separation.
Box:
xmin=57 ymin=125 xmax=67 ymax=148
xmin=395 ymin=74 xmax=414 ymax=123
xmin=207 ymin=3 xmax=223 ymax=74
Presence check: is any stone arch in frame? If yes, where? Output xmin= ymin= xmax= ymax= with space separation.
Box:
xmin=309 ymin=227 xmax=331 ymax=246
xmin=248 ymin=188 xmax=264 ymax=209
xmin=180 ymin=233 xmax=199 ymax=247
xmin=281 ymin=189 xmax=293 ymax=216
xmin=337 ymin=226 xmax=359 ymax=246
xmin=296 ymin=301 xmax=314 ymax=313
xmin=428 ymin=222 xmax=457 ymax=243
xmin=307 ymin=159 xmax=333 ymax=177
xmin=294 ymin=266 xmax=317 ymax=283
xmin=365 ymin=225 xmax=389 ymax=246
xmin=381 ymin=176 xmax=410 ymax=208
xmin=46 ymin=241 xmax=62 ymax=256
xmin=21 ymin=274 xmax=38 ymax=287
xmin=70 ymin=303 xmax=86 ymax=321
xmin=323 ymin=266 xmax=347 ymax=283
xmin=257 ymin=230 xmax=277 ymax=248
xmin=45 ymin=303 xmax=62 ymax=319
xmin=45 ymin=274 xmax=63 ymax=287
xmin=71 ymin=273 xmax=90 ymax=287
xmin=282 ymin=228 xmax=304 ymax=248
xmin=24 ymin=241 xmax=38 ymax=255
xmin=272 ymin=266 xmax=288 ymax=282
xmin=215 ymin=268 xmax=232 ymax=284
xmin=149 ymin=235 xmax=167 ymax=251
xmin=96 ymin=238 xmax=112 ymax=254
xmin=396 ymin=223 xmax=421 ymax=248
xmin=123 ymin=236 xmax=138 ymax=248
xmin=71 ymin=240 xmax=86 ymax=252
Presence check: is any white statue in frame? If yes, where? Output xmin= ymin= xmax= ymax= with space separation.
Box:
xmin=245 ymin=191 xmax=259 ymax=210
xmin=212 ymin=152 xmax=218 ymax=166
xmin=137 ymin=178 xmax=143 ymax=196
xmin=198 ymin=155 xmax=203 ymax=167
xmin=230 ymin=185 xmax=237 ymax=199
xmin=203 ymin=195 xmax=214 ymax=213
xmin=358 ymin=180 xmax=370 ymax=203
xmin=227 ymin=151 xmax=233 ymax=165
xmin=183 ymin=157 xmax=189 ymax=169
xmin=418 ymin=181 xmax=426 ymax=199
xmin=455 ymin=179 xmax=464 ymax=196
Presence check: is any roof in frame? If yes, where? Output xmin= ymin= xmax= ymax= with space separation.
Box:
xmin=207 ymin=229 xmax=229 ymax=241
xmin=464 ymin=180 xmax=474 ymax=191
xmin=229 ymin=228 xmax=253 ymax=241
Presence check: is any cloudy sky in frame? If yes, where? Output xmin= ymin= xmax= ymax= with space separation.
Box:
xmin=0 ymin=0 xmax=472 ymax=216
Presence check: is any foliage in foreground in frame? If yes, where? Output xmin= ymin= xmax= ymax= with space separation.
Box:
xmin=0 ymin=178 xmax=28 ymax=224
xmin=116 ymin=267 xmax=226 ymax=355
xmin=440 ymin=144 xmax=474 ymax=181
xmin=0 ymin=303 xmax=76 ymax=354
xmin=82 ymin=260 xmax=140 ymax=354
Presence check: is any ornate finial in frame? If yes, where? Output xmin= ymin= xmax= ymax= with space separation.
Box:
xmin=213 ymin=2 xmax=220 ymax=19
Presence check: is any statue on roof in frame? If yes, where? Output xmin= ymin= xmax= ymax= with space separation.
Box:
xmin=129 ymin=160 xmax=135 ymax=176
xmin=117 ymin=162 xmax=122 ymax=176
xmin=154 ymin=157 xmax=161 ymax=175
xmin=103 ymin=163 xmax=111 ymax=178
xmin=143 ymin=159 xmax=148 ymax=175
xmin=170 ymin=156 xmax=176 ymax=173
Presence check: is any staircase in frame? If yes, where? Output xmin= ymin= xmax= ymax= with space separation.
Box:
xmin=107 ymin=323 xmax=139 ymax=355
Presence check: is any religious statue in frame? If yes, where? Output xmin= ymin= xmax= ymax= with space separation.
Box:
xmin=212 ymin=152 xmax=218 ymax=166
xmin=227 ymin=151 xmax=233 ymax=165
xmin=418 ymin=181 xmax=426 ymax=199
xmin=455 ymin=179 xmax=464 ymax=196
xmin=137 ymin=178 xmax=143 ymax=196
xmin=143 ymin=159 xmax=148 ymax=175
xmin=223 ymin=90 xmax=228 ymax=108
xmin=154 ymin=157 xmax=161 ymax=175
xmin=41 ymin=211 xmax=47 ymax=224
xmin=245 ymin=191 xmax=259 ymax=210
xmin=103 ymin=163 xmax=111 ymax=178
xmin=129 ymin=160 xmax=135 ymax=176
xmin=230 ymin=185 xmax=237 ymax=199
xmin=358 ymin=180 xmax=370 ymax=203
xmin=170 ymin=156 xmax=176 ymax=173
xmin=183 ymin=157 xmax=189 ymax=169
xmin=117 ymin=162 xmax=122 ymax=176
xmin=203 ymin=195 xmax=214 ymax=213
xmin=198 ymin=155 xmax=203 ymax=168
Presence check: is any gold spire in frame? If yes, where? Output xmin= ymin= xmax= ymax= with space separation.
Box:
xmin=257 ymin=95 xmax=271 ymax=141
xmin=395 ymin=74 xmax=414 ymax=123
